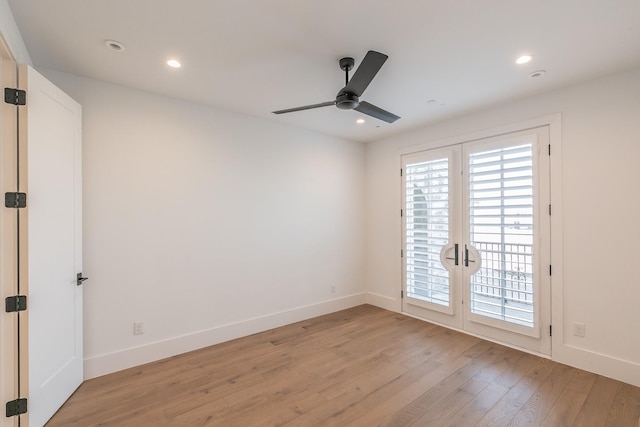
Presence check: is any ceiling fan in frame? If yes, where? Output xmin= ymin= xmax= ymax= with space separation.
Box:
xmin=272 ymin=50 xmax=400 ymax=123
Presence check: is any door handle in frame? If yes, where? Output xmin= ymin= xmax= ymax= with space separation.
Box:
xmin=77 ymin=273 xmax=88 ymax=286
xmin=445 ymin=243 xmax=459 ymax=266
xmin=464 ymin=245 xmax=475 ymax=267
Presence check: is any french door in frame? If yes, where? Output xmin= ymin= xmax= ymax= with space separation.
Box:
xmin=402 ymin=127 xmax=551 ymax=355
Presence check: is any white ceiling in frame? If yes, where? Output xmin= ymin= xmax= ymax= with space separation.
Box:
xmin=7 ymin=0 xmax=640 ymax=143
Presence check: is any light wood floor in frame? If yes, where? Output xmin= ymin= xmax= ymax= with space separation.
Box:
xmin=46 ymin=305 xmax=640 ymax=426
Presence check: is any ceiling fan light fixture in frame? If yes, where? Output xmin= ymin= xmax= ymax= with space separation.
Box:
xmin=336 ymin=92 xmax=359 ymax=110
xmin=516 ymin=55 xmax=532 ymax=64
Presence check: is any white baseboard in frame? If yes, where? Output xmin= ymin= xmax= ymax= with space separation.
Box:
xmin=554 ymin=344 xmax=640 ymax=388
xmin=365 ymin=292 xmax=400 ymax=312
xmin=84 ymin=293 xmax=366 ymax=379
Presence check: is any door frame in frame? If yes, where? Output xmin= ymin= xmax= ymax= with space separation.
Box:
xmin=0 ymin=36 xmax=28 ymax=427
xmin=398 ymin=114 xmax=563 ymax=358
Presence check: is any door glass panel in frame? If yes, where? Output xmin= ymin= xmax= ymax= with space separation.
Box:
xmin=468 ymin=144 xmax=534 ymax=327
xmin=405 ymin=158 xmax=450 ymax=306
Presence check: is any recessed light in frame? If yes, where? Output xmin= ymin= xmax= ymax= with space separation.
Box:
xmin=515 ymin=55 xmax=532 ymax=64
xmin=529 ymin=70 xmax=546 ymax=78
xmin=104 ymin=40 xmax=126 ymax=52
xmin=356 ymin=118 xmax=365 ymax=124
xmin=167 ymin=59 xmax=182 ymax=68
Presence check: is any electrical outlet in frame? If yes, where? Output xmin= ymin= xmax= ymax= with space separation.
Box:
xmin=573 ymin=322 xmax=585 ymax=338
xmin=330 ymin=286 xmax=336 ymax=294
xmin=133 ymin=321 xmax=144 ymax=335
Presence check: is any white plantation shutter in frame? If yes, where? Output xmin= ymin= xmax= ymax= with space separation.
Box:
xmin=405 ymin=158 xmax=450 ymax=307
xmin=467 ymin=144 xmax=535 ymax=327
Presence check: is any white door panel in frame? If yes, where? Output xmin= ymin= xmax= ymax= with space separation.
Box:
xmin=402 ymin=146 xmax=461 ymax=318
xmin=27 ymin=66 xmax=83 ymax=427
xmin=462 ymin=129 xmax=550 ymax=353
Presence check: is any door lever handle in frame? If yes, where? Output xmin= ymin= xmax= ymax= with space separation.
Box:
xmin=77 ymin=273 xmax=88 ymax=286
xmin=445 ymin=243 xmax=459 ymax=266
xmin=464 ymin=245 xmax=475 ymax=267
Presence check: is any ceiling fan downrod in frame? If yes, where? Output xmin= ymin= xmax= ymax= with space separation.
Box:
xmin=339 ymin=57 xmax=355 ymax=86
xmin=337 ymin=57 xmax=359 ymax=110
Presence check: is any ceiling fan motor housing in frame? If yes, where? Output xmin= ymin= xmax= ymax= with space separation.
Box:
xmin=336 ymin=92 xmax=359 ymax=110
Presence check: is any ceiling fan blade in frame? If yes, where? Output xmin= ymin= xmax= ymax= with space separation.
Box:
xmin=272 ymin=101 xmax=336 ymax=115
xmin=354 ymin=101 xmax=401 ymax=123
xmin=344 ymin=51 xmax=388 ymax=97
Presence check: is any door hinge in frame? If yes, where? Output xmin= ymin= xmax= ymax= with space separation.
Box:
xmin=549 ymin=204 xmax=552 ymax=215
xmin=5 ymin=296 xmax=27 ymax=313
xmin=4 ymin=88 xmax=26 ymax=106
xmin=401 ymin=249 xmax=404 ymax=258
xmin=401 ymin=290 xmax=404 ymax=299
xmin=549 ymin=265 xmax=552 ymax=275
xmin=548 ymin=144 xmax=551 ymax=156
xmin=400 ymin=168 xmax=403 ymax=177
xmin=400 ymin=209 xmax=403 ymax=217
xmin=6 ymin=398 xmax=27 ymax=417
xmin=4 ymin=192 xmax=27 ymax=208
xmin=549 ymin=325 xmax=553 ymax=337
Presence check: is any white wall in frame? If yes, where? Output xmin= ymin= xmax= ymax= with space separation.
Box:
xmin=365 ymin=67 xmax=640 ymax=386
xmin=0 ymin=0 xmax=30 ymax=64
xmin=40 ymin=69 xmax=366 ymax=379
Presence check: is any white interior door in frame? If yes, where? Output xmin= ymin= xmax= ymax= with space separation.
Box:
xmin=26 ymin=66 xmax=83 ymax=427
xmin=402 ymin=127 xmax=550 ymax=356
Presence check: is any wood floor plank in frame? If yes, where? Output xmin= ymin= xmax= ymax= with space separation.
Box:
xmin=44 ymin=305 xmax=640 ymax=427
xmin=606 ymin=382 xmax=640 ymax=426
xmin=442 ymin=381 xmax=511 ymax=427
xmin=539 ymin=369 xmax=597 ymax=427
xmin=466 ymin=354 xmax=555 ymax=426
xmin=572 ymin=375 xmax=620 ymax=427
xmin=342 ymin=353 xmax=471 ymax=426
xmin=509 ymin=363 xmax=578 ymax=426
xmin=318 ymin=335 xmax=486 ymax=426
xmin=378 ymin=342 xmax=506 ymax=427
xmin=409 ymin=347 xmax=525 ymax=426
